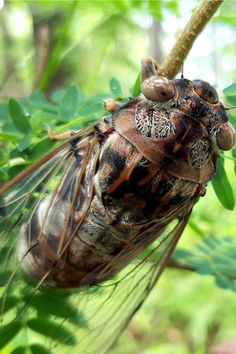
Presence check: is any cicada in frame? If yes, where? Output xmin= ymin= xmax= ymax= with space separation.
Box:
xmin=0 ymin=57 xmax=235 ymax=353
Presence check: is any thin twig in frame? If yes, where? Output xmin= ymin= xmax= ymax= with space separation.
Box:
xmin=157 ymin=0 xmax=224 ymax=79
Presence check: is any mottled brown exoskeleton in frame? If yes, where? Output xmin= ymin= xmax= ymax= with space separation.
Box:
xmin=0 ymin=57 xmax=235 ymax=353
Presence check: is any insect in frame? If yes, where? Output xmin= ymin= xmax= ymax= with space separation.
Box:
xmin=0 ymin=57 xmax=235 ymax=353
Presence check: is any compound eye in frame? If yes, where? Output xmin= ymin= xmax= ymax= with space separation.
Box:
xmin=193 ymin=80 xmax=219 ymax=104
xmin=216 ymin=122 xmax=235 ymax=151
xmin=142 ymin=76 xmax=175 ymax=102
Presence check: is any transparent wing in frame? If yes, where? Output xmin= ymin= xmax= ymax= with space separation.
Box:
xmin=0 ymin=125 xmax=100 ymax=314
xmin=61 ymin=211 xmax=192 ymax=354
xmin=0 ymin=125 xmax=193 ymax=354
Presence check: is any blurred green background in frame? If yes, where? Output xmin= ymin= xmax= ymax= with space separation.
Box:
xmin=0 ymin=1 xmax=236 ymax=354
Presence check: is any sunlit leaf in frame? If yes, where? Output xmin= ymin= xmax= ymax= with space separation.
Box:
xmin=30 ymin=344 xmax=53 ymax=354
xmin=165 ymin=0 xmax=179 ymax=15
xmin=27 ymin=139 xmax=55 ymax=161
xmin=0 ymin=132 xmax=19 ymax=141
xmin=174 ymin=235 xmax=236 ymax=292
xmin=131 ymin=74 xmax=141 ymax=97
xmin=223 ymin=83 xmax=236 ymax=95
xmin=0 ymin=321 xmax=22 ymax=349
xmin=28 ymin=293 xmax=87 ymax=326
xmin=18 ymin=136 xmax=32 ymax=152
xmin=148 ymin=0 xmax=162 ymax=19
xmin=215 ymin=274 xmax=236 ymax=291
xmin=0 ymin=295 xmax=19 ymax=314
xmin=27 ymin=318 xmax=76 ymax=345
xmin=30 ymin=110 xmax=56 ymax=132
xmin=11 ymin=347 xmax=28 ymax=354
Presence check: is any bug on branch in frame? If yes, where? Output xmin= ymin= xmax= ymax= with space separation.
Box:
xmin=0 ymin=57 xmax=235 ymax=353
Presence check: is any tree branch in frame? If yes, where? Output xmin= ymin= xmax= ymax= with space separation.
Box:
xmin=157 ymin=0 xmax=224 ymax=79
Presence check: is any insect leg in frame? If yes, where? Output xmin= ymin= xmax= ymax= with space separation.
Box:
xmin=46 ymin=126 xmax=77 ymax=141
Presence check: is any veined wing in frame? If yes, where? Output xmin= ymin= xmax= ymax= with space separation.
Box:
xmin=51 ymin=209 xmax=192 ymax=354
xmin=0 ymin=123 xmax=193 ymax=354
xmin=0 ymin=126 xmax=100 ymax=316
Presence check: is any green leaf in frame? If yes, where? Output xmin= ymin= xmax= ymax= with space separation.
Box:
xmin=215 ymin=274 xmax=236 ymax=291
xmin=11 ymin=347 xmax=28 ymax=354
xmin=223 ymin=83 xmax=236 ymax=95
xmin=188 ymin=219 xmax=205 ymax=236
xmin=30 ymin=110 xmax=56 ymax=132
xmin=0 ymin=270 xmax=16 ymax=287
xmin=232 ymin=146 xmax=236 ymax=175
xmin=0 ymin=132 xmax=19 ymax=141
xmin=0 ymin=168 xmax=8 ymax=182
xmin=51 ymin=88 xmax=66 ymax=103
xmin=148 ymin=0 xmax=162 ymax=19
xmin=8 ymin=164 xmax=30 ymax=179
xmin=224 ymin=95 xmax=236 ymax=106
xmin=8 ymin=99 xmax=31 ymax=134
xmin=28 ymin=293 xmax=86 ymax=326
xmin=165 ymin=1 xmax=179 ymax=15
xmin=29 ymin=90 xmax=58 ymax=113
xmin=176 ymin=235 xmax=236 ymax=291
xmin=78 ymin=94 xmax=104 ymax=117
xmin=109 ymin=77 xmax=122 ymax=97
xmin=195 ymin=263 xmax=213 ymax=276
xmin=217 ymin=264 xmax=236 ymax=279
xmin=0 ymin=321 xmax=22 ymax=349
xmin=30 ymin=344 xmax=53 ymax=354
xmin=202 ymin=234 xmax=220 ymax=248
xmin=211 ymin=158 xmax=235 ymax=210
xmin=18 ymin=136 xmax=32 ymax=152
xmin=27 ymin=138 xmax=55 ymax=161
xmin=58 ymin=85 xmax=80 ymax=122
xmin=0 ymin=295 xmax=19 ymax=314
xmin=27 ymin=318 xmax=76 ymax=345
xmin=0 ymin=103 xmax=10 ymax=121
xmin=172 ymin=249 xmax=194 ymax=260
xmin=0 ymin=151 xmax=8 ymax=167
xmin=131 ymin=74 xmax=141 ymax=97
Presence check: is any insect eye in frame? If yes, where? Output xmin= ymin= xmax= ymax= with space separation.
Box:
xmin=142 ymin=76 xmax=175 ymax=102
xmin=216 ymin=122 xmax=235 ymax=151
xmin=193 ymin=80 xmax=219 ymax=104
